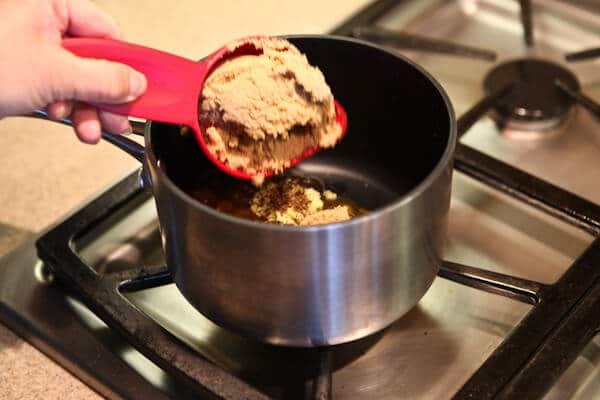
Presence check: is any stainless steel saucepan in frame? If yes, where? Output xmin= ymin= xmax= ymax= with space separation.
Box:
xmin=28 ymin=35 xmax=456 ymax=347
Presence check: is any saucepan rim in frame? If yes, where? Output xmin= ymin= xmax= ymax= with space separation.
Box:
xmin=144 ymin=34 xmax=457 ymax=232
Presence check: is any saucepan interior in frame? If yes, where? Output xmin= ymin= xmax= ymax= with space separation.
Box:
xmin=149 ymin=35 xmax=453 ymax=217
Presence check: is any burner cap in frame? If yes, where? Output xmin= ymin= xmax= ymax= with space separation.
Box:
xmin=483 ymin=59 xmax=580 ymax=131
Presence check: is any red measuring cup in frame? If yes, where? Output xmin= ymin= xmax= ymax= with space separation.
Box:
xmin=62 ymin=37 xmax=348 ymax=180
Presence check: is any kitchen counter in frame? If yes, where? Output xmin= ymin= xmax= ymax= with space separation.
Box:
xmin=0 ymin=0 xmax=371 ymax=397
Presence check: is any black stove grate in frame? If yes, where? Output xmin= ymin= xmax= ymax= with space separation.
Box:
xmin=36 ymin=1 xmax=600 ymax=399
xmin=348 ymin=0 xmax=600 ymax=126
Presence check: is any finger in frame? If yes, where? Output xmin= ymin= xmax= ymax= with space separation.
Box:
xmin=51 ymin=51 xmax=146 ymax=104
xmin=71 ymin=103 xmax=101 ymax=144
xmin=46 ymin=100 xmax=73 ymax=120
xmin=63 ymin=0 xmax=124 ymax=39
xmin=99 ymin=110 xmax=130 ymax=134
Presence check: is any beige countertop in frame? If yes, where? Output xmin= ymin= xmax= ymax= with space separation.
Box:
xmin=0 ymin=0 xmax=371 ymax=398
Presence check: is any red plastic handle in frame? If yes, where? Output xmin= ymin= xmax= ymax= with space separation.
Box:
xmin=62 ymin=38 xmax=207 ymax=128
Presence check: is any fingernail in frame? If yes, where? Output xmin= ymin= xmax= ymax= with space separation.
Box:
xmin=129 ymin=71 xmax=147 ymax=99
xmin=54 ymin=103 xmax=67 ymax=118
xmin=121 ymin=124 xmax=133 ymax=136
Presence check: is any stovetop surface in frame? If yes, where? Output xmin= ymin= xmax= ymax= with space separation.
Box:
xmin=2 ymin=1 xmax=600 ymax=399
xmin=380 ymin=0 xmax=600 ymax=205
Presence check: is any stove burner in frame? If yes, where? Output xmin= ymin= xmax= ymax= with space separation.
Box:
xmin=484 ymin=58 xmax=580 ymax=131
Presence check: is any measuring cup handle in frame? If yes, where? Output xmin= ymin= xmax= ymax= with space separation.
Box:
xmin=62 ymin=38 xmax=206 ymax=128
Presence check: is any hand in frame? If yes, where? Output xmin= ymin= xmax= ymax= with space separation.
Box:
xmin=0 ymin=0 xmax=147 ymax=143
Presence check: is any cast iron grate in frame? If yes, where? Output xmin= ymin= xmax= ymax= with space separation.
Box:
xmin=36 ymin=0 xmax=600 ymax=399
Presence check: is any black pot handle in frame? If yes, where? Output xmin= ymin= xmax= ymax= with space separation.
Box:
xmin=27 ymin=109 xmax=146 ymax=163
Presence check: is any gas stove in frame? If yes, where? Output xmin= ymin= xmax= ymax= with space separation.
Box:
xmin=2 ymin=0 xmax=600 ymax=399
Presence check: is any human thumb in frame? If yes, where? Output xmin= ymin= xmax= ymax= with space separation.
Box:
xmin=48 ymin=52 xmax=147 ymax=104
